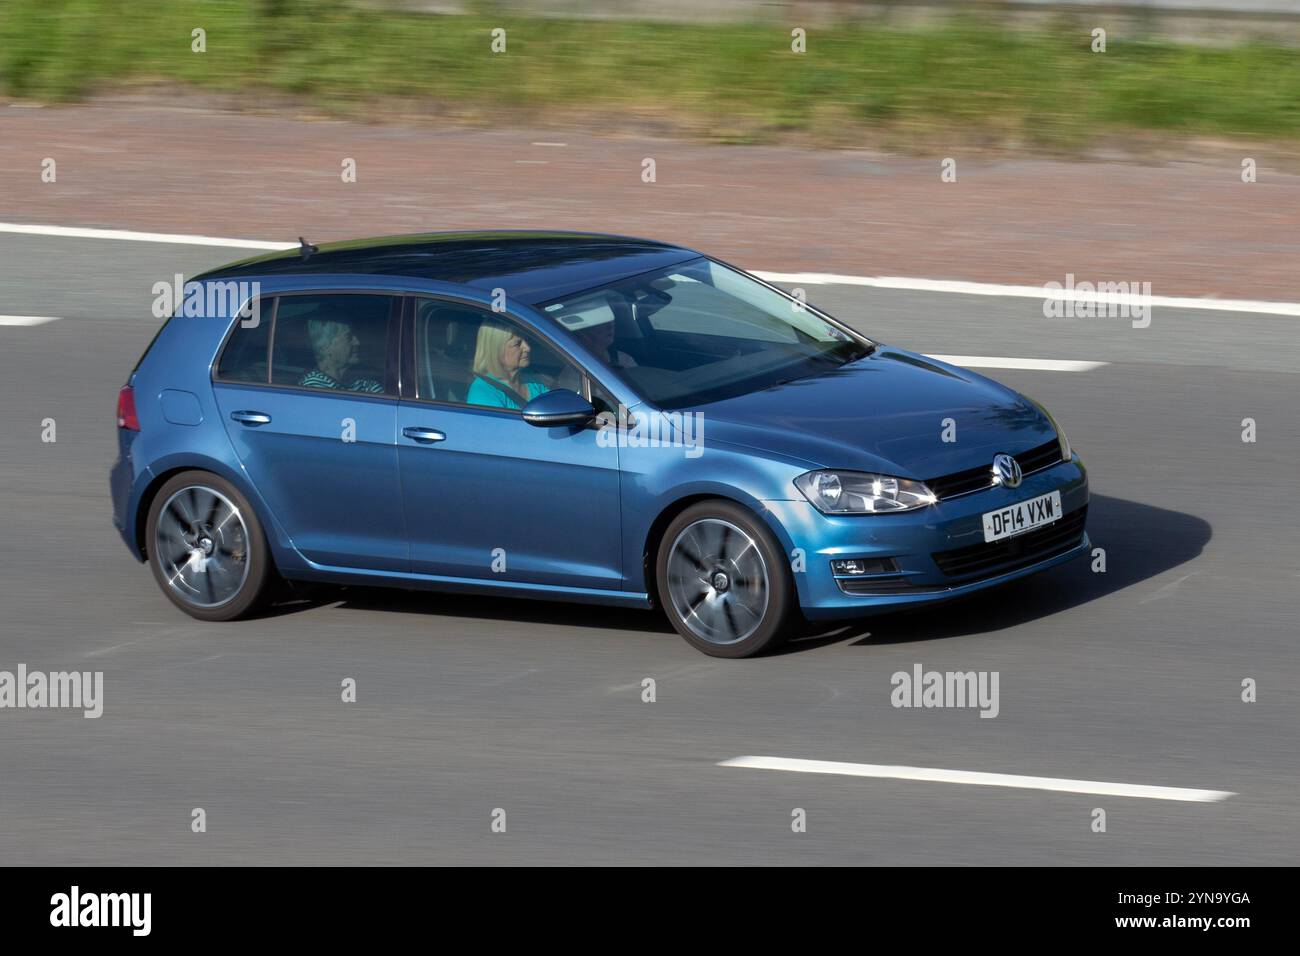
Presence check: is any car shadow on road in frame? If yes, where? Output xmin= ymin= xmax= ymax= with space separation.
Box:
xmin=790 ymin=493 xmax=1211 ymax=652
xmin=311 ymin=584 xmax=675 ymax=634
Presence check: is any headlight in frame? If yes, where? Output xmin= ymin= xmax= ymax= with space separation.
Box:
xmin=1026 ymin=396 xmax=1072 ymax=462
xmin=794 ymin=470 xmax=936 ymax=514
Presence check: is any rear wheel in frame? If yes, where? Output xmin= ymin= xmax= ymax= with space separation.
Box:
xmin=145 ymin=471 xmax=273 ymax=621
xmin=655 ymin=501 xmax=793 ymax=658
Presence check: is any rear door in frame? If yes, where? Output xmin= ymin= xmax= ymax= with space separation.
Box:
xmin=212 ymin=292 xmax=407 ymax=572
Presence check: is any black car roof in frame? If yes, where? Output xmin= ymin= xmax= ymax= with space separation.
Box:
xmin=193 ymin=231 xmax=702 ymax=305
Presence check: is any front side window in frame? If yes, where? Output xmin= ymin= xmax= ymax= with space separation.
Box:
xmin=539 ymin=258 xmax=872 ymax=409
xmin=414 ymin=298 xmax=569 ymax=411
xmin=271 ymin=294 xmax=397 ymax=396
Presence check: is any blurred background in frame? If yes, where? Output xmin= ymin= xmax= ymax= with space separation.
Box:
xmin=5 ymin=0 xmax=1300 ymax=148
xmin=3 ymin=0 xmax=1298 ymax=295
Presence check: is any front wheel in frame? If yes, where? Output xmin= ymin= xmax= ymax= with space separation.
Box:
xmin=655 ymin=501 xmax=793 ymax=658
xmin=145 ymin=470 xmax=274 ymax=621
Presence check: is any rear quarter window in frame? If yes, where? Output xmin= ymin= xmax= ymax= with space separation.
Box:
xmin=215 ymin=297 xmax=275 ymax=384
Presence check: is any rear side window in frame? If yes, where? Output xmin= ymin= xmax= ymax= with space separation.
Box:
xmin=215 ymin=297 xmax=275 ymax=383
xmin=272 ymin=294 xmax=397 ymax=395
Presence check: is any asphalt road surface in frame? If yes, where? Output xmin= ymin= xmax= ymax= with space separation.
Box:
xmin=1 ymin=233 xmax=1296 ymax=865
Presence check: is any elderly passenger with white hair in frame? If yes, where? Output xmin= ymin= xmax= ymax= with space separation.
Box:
xmin=298 ymin=317 xmax=384 ymax=393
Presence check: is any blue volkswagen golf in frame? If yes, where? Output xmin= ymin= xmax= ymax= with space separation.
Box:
xmin=111 ymin=232 xmax=1088 ymax=657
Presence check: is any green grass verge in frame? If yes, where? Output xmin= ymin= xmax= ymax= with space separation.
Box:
xmin=2 ymin=0 xmax=1298 ymax=147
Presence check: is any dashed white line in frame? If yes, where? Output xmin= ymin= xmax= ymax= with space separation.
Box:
xmin=925 ymin=354 xmax=1107 ymax=372
xmin=0 ymin=315 xmax=60 ymax=326
xmin=719 ymin=755 xmax=1235 ymax=803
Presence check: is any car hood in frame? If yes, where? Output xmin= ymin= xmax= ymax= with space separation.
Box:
xmin=695 ymin=347 xmax=1056 ymax=478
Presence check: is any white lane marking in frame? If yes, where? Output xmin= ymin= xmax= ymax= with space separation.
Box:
xmin=5 ymin=221 xmax=1293 ymax=318
xmin=755 ymin=271 xmax=1300 ymax=318
xmin=531 ymin=141 xmax=568 ymax=147
xmin=0 ymin=222 xmax=295 ymax=250
xmin=925 ymin=354 xmax=1106 ymax=372
xmin=719 ymin=756 xmax=1235 ymax=803
xmin=0 ymin=315 xmax=60 ymax=326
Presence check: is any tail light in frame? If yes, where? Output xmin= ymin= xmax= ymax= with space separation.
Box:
xmin=116 ymin=385 xmax=140 ymax=431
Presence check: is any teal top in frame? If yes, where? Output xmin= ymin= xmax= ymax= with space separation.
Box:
xmin=467 ymin=374 xmax=548 ymax=410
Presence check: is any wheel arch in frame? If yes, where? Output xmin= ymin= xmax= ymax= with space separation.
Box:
xmin=641 ymin=492 xmax=795 ymax=607
xmin=132 ymin=458 xmax=280 ymax=563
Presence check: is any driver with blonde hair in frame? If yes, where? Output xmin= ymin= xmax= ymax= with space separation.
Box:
xmin=466 ymin=322 xmax=549 ymax=409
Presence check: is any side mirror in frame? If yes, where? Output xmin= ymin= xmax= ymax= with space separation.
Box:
xmin=521 ymin=389 xmax=596 ymax=428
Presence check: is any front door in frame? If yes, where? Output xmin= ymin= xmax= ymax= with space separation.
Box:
xmin=396 ymin=298 xmax=622 ymax=588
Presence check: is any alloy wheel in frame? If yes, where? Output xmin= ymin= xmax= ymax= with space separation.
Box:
xmin=153 ymin=485 xmax=251 ymax=609
xmin=665 ymin=518 xmax=770 ymax=645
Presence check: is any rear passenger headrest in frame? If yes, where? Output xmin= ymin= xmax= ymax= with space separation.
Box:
xmin=446 ymin=312 xmax=481 ymax=357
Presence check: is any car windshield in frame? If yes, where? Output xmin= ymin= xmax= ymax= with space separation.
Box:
xmin=538 ymin=257 xmax=873 ymax=409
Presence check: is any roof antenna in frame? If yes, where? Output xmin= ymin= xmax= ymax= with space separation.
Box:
xmin=298 ymin=236 xmax=319 ymax=261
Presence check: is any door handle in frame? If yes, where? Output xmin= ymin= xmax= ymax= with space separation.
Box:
xmin=403 ymin=426 xmax=446 ymax=444
xmin=230 ymin=410 xmax=272 ymax=426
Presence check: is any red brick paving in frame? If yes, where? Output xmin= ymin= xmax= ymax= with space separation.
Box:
xmin=2 ymin=101 xmax=1297 ymax=300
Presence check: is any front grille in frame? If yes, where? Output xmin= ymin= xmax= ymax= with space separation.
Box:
xmin=932 ymin=505 xmax=1087 ymax=579
xmin=1016 ymin=439 xmax=1066 ymax=473
xmin=926 ymin=438 xmax=1062 ymax=500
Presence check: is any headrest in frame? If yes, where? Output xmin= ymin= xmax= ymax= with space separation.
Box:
xmin=545 ymin=293 xmax=618 ymax=333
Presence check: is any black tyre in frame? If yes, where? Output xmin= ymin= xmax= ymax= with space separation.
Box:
xmin=144 ymin=470 xmax=274 ymax=622
xmin=655 ymin=500 xmax=793 ymax=658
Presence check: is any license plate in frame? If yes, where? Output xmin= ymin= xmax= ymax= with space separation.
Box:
xmin=982 ymin=491 xmax=1062 ymax=543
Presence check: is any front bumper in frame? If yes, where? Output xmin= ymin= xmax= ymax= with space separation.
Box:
xmin=765 ymin=454 xmax=1089 ymax=619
